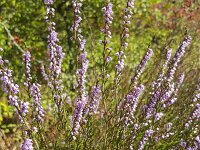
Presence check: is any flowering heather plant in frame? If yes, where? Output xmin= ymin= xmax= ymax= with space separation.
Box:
xmin=0 ymin=0 xmax=199 ymax=150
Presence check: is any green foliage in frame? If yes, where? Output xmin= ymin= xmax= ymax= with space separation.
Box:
xmin=0 ymin=100 xmax=13 ymax=125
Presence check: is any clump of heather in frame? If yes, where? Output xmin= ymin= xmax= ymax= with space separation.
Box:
xmin=0 ymin=0 xmax=199 ymax=149
xmin=70 ymin=0 xmax=89 ymax=139
xmin=115 ymin=0 xmax=135 ymax=80
xmin=44 ymin=0 xmax=64 ymax=112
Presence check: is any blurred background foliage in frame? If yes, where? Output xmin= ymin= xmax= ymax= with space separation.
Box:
xmin=0 ymin=0 xmax=199 ymax=145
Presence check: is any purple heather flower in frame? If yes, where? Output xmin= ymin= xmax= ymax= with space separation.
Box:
xmin=152 ymin=48 xmax=172 ymax=91
xmin=106 ymin=56 xmax=112 ymax=62
xmin=163 ymin=97 xmax=177 ymax=108
xmin=131 ymin=49 xmax=153 ymax=85
xmin=22 ymin=51 xmax=32 ymax=87
xmin=192 ymin=82 xmax=200 ymax=103
xmin=146 ymin=90 xmax=161 ymax=119
xmin=128 ymin=0 xmax=135 ymax=8
xmin=160 ymin=83 xmax=174 ymax=102
xmin=106 ymin=74 xmax=110 ymax=78
xmin=70 ymin=0 xmax=89 ymax=139
xmin=0 ymin=58 xmax=30 ymax=123
xmin=20 ymin=101 xmax=29 ymax=117
xmin=33 ymin=127 xmax=38 ymax=133
xmin=101 ymin=2 xmax=113 ymax=36
xmin=0 ymin=49 xmax=29 ymax=134
xmin=195 ymin=136 xmax=200 ymax=146
xmin=115 ymin=51 xmax=126 ymax=73
xmin=185 ymin=99 xmax=199 ymax=128
xmin=180 ymin=141 xmax=187 ymax=148
xmin=115 ymin=59 xmax=125 ymax=72
xmin=44 ymin=0 xmax=64 ymax=105
xmin=0 ymin=69 xmax=20 ymax=106
xmin=162 ymin=74 xmax=185 ymax=108
xmin=138 ymin=129 xmax=154 ymax=150
xmin=166 ymin=48 xmax=172 ymax=62
xmin=30 ymin=83 xmax=45 ymax=122
xmin=177 ymin=74 xmax=185 ymax=86
xmin=79 ymin=39 xmax=86 ymax=51
xmin=186 ymin=136 xmax=200 ymax=150
xmin=79 ymin=51 xmax=87 ymax=61
xmin=18 ymin=101 xmax=30 ymax=123
xmin=186 ymin=147 xmax=195 ymax=150
xmin=8 ymin=95 xmax=19 ymax=107
xmin=88 ymin=85 xmax=102 ymax=114
xmin=41 ymin=64 xmax=49 ymax=83
xmin=71 ymin=100 xmax=85 ymax=139
xmin=155 ymin=112 xmax=164 ymax=121
xmin=77 ymin=58 xmax=89 ymax=95
xmin=71 ymin=0 xmax=83 ymax=33
xmin=101 ymin=2 xmax=113 ymax=76
xmin=166 ymin=122 xmax=173 ymax=132
xmin=71 ymin=0 xmax=88 ymax=93
xmin=120 ymin=85 xmax=144 ymax=127
xmin=21 ymin=138 xmax=33 ymax=150
xmin=102 ymin=2 xmax=113 ymax=27
xmin=191 ymin=104 xmax=200 ymax=120
xmin=120 ymin=0 xmax=135 ymax=49
xmin=167 ymin=36 xmax=191 ymax=83
xmin=114 ymin=0 xmax=135 ymax=82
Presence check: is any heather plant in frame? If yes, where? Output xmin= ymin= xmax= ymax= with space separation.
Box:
xmin=0 ymin=0 xmax=199 ymax=150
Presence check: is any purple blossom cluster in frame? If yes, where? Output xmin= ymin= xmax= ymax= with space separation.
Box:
xmin=160 ymin=82 xmax=175 ymax=102
xmin=145 ymin=117 xmax=174 ymax=143
xmin=71 ymin=100 xmax=84 ymax=139
xmin=101 ymin=2 xmax=113 ymax=38
xmin=146 ymin=39 xmax=190 ymax=121
xmin=182 ymin=135 xmax=200 ymax=150
xmin=70 ymin=0 xmax=82 ymax=33
xmin=185 ymin=103 xmax=200 ymax=128
xmin=138 ymin=129 xmax=154 ymax=150
xmin=167 ymin=36 xmax=191 ymax=83
xmin=0 ymin=69 xmax=19 ymax=98
xmin=162 ymin=73 xmax=185 ymax=108
xmin=44 ymin=0 xmax=54 ymax=5
xmin=19 ymin=101 xmax=29 ymax=118
xmin=30 ymin=83 xmax=45 ymax=122
xmin=77 ymin=51 xmax=89 ymax=98
xmin=70 ymin=0 xmax=89 ymax=139
xmin=146 ymin=72 xmax=185 ymax=123
xmin=72 ymin=58 xmax=88 ymax=134
xmin=115 ymin=50 xmax=125 ymax=73
xmin=0 ymin=50 xmax=29 ymax=123
xmin=41 ymin=64 xmax=49 ymax=82
xmin=87 ymin=85 xmax=102 ymax=114
xmin=115 ymin=0 xmax=135 ymax=74
xmin=145 ymin=90 xmax=161 ymax=119
xmin=76 ymin=51 xmax=89 ymax=115
xmin=131 ymin=48 xmax=153 ymax=86
xmin=72 ymin=52 xmax=88 ymax=137
xmin=152 ymin=48 xmax=172 ymax=90
xmin=22 ymin=51 xmax=32 ymax=87
xmin=154 ymin=112 xmax=164 ymax=121
xmin=21 ymin=138 xmax=33 ymax=150
xmin=44 ymin=0 xmax=64 ymax=96
xmin=121 ymin=0 xmax=135 ymax=50
xmin=100 ymin=2 xmax=113 ymax=78
xmin=156 ymin=37 xmax=192 ymax=115
xmin=75 ymin=52 xmax=88 ymax=107
xmin=120 ymin=85 xmax=144 ymax=127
